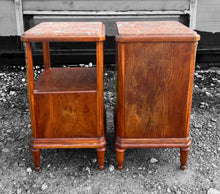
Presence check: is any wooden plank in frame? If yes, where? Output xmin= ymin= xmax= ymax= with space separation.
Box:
xmin=25 ymin=11 xmax=186 ymax=36
xmin=196 ymin=0 xmax=220 ymax=32
xmin=23 ymin=10 xmax=189 ymax=15
xmin=32 ymin=15 xmax=181 ymax=36
xmin=23 ymin=0 xmax=190 ymax=11
xmin=0 ymin=0 xmax=17 ymax=36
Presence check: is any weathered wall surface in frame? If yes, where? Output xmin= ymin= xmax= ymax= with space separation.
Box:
xmin=1 ymin=0 xmax=220 ymax=35
xmin=196 ymin=0 xmax=220 ymax=33
xmin=1 ymin=0 xmax=190 ymax=36
xmin=0 ymin=0 xmax=17 ymax=36
xmin=22 ymin=0 xmax=190 ymax=36
xmin=22 ymin=0 xmax=189 ymax=11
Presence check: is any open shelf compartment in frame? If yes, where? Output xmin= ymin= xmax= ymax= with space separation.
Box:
xmin=34 ymin=67 xmax=97 ymax=93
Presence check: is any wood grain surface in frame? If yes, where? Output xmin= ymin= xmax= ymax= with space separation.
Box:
xmin=21 ymin=22 xmax=105 ymax=42
xmin=34 ymin=92 xmax=97 ymax=138
xmin=115 ymin=21 xmax=200 ymax=42
xmin=123 ymin=42 xmax=194 ymax=138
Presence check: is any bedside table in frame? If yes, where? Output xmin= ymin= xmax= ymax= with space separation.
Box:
xmin=21 ymin=22 xmax=106 ymax=171
xmin=114 ymin=21 xmax=200 ymax=170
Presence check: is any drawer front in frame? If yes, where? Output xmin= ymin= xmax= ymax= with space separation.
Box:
xmin=34 ymin=92 xmax=97 ymax=138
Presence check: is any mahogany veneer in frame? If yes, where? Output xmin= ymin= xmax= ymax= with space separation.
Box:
xmin=114 ymin=21 xmax=200 ymax=170
xmin=21 ymin=22 xmax=106 ymax=171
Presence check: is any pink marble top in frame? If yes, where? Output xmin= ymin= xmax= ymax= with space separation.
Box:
xmin=23 ymin=22 xmax=104 ymax=37
xmin=116 ymin=21 xmax=197 ymax=37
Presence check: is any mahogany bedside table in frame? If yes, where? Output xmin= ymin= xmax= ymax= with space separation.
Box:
xmin=114 ymin=21 xmax=200 ymax=170
xmin=21 ymin=22 xmax=106 ymax=171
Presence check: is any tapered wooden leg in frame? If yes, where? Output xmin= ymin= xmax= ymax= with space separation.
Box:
xmin=113 ymin=108 xmax=117 ymax=141
xmin=104 ymin=107 xmax=107 ymax=139
xmin=96 ymin=147 xmax=106 ymax=170
xmin=31 ymin=148 xmax=41 ymax=172
xmin=116 ymin=148 xmax=125 ymax=170
xmin=180 ymin=147 xmax=190 ymax=170
xmin=42 ymin=42 xmax=51 ymax=69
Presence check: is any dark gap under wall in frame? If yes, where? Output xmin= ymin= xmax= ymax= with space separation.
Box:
xmin=196 ymin=31 xmax=220 ymax=63
xmin=0 ymin=33 xmax=219 ymax=67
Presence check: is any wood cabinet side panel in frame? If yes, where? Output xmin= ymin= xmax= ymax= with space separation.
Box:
xmin=117 ymin=43 xmax=125 ymax=138
xmin=123 ymin=42 xmax=195 ymax=138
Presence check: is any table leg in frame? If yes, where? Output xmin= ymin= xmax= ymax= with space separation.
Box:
xmin=96 ymin=147 xmax=106 ymax=170
xmin=31 ymin=148 xmax=41 ymax=172
xmin=43 ymin=42 xmax=51 ymax=69
xmin=180 ymin=147 xmax=190 ymax=170
xmin=116 ymin=148 xmax=126 ymax=170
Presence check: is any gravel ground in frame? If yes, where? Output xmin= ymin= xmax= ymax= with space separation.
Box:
xmin=0 ymin=64 xmax=219 ymax=194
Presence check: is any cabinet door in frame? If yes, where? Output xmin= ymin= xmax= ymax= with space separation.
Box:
xmin=34 ymin=93 xmax=97 ymax=138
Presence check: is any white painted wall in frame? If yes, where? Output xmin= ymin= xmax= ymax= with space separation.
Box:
xmin=0 ymin=0 xmax=17 ymax=36
xmin=1 ymin=0 xmax=220 ymax=36
xmin=196 ymin=0 xmax=220 ymax=33
xmin=22 ymin=0 xmax=190 ymax=11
